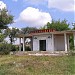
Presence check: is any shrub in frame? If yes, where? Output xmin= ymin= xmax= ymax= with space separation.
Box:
xmin=11 ymin=45 xmax=19 ymax=51
xmin=25 ymin=46 xmax=31 ymax=51
xmin=68 ymin=51 xmax=75 ymax=56
xmin=0 ymin=43 xmax=10 ymax=54
xmin=0 ymin=43 xmax=18 ymax=55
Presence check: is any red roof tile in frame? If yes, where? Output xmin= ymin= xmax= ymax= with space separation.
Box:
xmin=30 ymin=29 xmax=55 ymax=34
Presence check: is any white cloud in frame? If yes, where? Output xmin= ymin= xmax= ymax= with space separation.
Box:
xmin=48 ymin=0 xmax=75 ymax=11
xmin=12 ymin=0 xmax=75 ymax=11
xmin=23 ymin=0 xmax=75 ymax=11
xmin=0 ymin=1 xmax=6 ymax=10
xmin=12 ymin=0 xmax=18 ymax=2
xmin=17 ymin=7 xmax=52 ymax=27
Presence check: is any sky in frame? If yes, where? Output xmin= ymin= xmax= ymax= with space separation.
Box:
xmin=0 ymin=0 xmax=75 ymax=28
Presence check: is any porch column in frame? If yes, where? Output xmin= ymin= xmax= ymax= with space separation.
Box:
xmin=64 ymin=33 xmax=67 ymax=52
xmin=67 ymin=35 xmax=70 ymax=50
xmin=31 ymin=37 xmax=33 ymax=51
xmin=19 ymin=38 xmax=21 ymax=51
xmin=52 ymin=34 xmax=54 ymax=51
xmin=73 ymin=33 xmax=75 ymax=49
xmin=23 ymin=37 xmax=25 ymax=51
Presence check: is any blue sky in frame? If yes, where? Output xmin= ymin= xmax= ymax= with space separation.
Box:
xmin=0 ymin=0 xmax=75 ymax=28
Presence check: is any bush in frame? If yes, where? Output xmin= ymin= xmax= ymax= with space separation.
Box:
xmin=68 ymin=51 xmax=75 ymax=56
xmin=11 ymin=45 xmax=19 ymax=51
xmin=25 ymin=46 xmax=31 ymax=51
xmin=0 ymin=43 xmax=18 ymax=55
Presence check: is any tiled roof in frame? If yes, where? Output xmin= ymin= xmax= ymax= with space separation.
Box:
xmin=30 ymin=29 xmax=55 ymax=34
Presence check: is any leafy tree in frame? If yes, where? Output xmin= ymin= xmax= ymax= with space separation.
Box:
xmin=42 ymin=19 xmax=70 ymax=31
xmin=4 ymin=28 xmax=19 ymax=44
xmin=0 ymin=29 xmax=6 ymax=42
xmin=21 ymin=27 xmax=37 ymax=34
xmin=0 ymin=33 xmax=5 ymax=42
xmin=72 ymin=22 xmax=75 ymax=29
xmin=0 ymin=8 xmax=13 ymax=43
xmin=69 ymin=35 xmax=74 ymax=50
xmin=0 ymin=9 xmax=13 ymax=29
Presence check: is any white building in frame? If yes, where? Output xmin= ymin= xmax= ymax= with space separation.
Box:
xmin=17 ymin=29 xmax=75 ymax=52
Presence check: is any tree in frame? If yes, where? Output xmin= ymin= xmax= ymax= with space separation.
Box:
xmin=0 ymin=9 xmax=13 ymax=29
xmin=0 ymin=33 xmax=5 ymax=42
xmin=72 ymin=22 xmax=75 ymax=29
xmin=21 ymin=27 xmax=37 ymax=34
xmin=4 ymin=28 xmax=19 ymax=44
xmin=0 ymin=8 xmax=13 ymax=43
xmin=42 ymin=19 xmax=70 ymax=31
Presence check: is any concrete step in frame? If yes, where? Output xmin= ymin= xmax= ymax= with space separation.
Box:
xmin=11 ymin=51 xmax=68 ymax=56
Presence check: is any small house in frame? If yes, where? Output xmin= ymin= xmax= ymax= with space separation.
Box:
xmin=17 ymin=29 xmax=75 ymax=52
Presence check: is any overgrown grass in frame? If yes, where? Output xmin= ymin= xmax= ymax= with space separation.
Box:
xmin=0 ymin=55 xmax=75 ymax=75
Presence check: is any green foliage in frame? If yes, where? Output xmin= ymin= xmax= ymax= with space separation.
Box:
xmin=25 ymin=46 xmax=31 ymax=51
xmin=21 ymin=27 xmax=37 ymax=34
xmin=69 ymin=35 xmax=74 ymax=50
xmin=0 ymin=8 xmax=13 ymax=43
xmin=4 ymin=28 xmax=19 ymax=44
xmin=0 ymin=29 xmax=6 ymax=42
xmin=0 ymin=34 xmax=5 ymax=42
xmin=72 ymin=23 xmax=75 ymax=29
xmin=0 ymin=43 xmax=18 ymax=55
xmin=0 ymin=43 xmax=11 ymax=54
xmin=9 ymin=28 xmax=19 ymax=37
xmin=9 ymin=28 xmax=19 ymax=44
xmin=11 ymin=45 xmax=19 ymax=51
xmin=3 ymin=28 xmax=11 ymax=37
xmin=0 ymin=9 xmax=13 ymax=29
xmin=43 ymin=19 xmax=70 ymax=31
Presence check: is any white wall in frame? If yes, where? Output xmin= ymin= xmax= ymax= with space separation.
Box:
xmin=46 ymin=36 xmax=53 ymax=51
xmin=54 ymin=35 xmax=65 ymax=50
xmin=33 ymin=34 xmax=54 ymax=51
xmin=33 ymin=38 xmax=39 ymax=51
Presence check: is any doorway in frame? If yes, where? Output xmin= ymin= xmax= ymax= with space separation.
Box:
xmin=39 ymin=40 xmax=46 ymax=51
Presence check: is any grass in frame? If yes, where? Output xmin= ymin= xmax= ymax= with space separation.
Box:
xmin=0 ymin=55 xmax=75 ymax=75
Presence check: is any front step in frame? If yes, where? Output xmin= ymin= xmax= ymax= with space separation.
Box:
xmin=13 ymin=51 xmax=68 ymax=56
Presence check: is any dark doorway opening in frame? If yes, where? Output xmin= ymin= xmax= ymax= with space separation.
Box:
xmin=39 ymin=40 xmax=46 ymax=51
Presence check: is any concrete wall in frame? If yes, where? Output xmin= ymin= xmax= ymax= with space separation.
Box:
xmin=54 ymin=35 xmax=65 ymax=51
xmin=33 ymin=34 xmax=54 ymax=51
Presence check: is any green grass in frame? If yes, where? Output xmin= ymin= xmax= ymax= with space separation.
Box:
xmin=0 ymin=55 xmax=75 ymax=75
